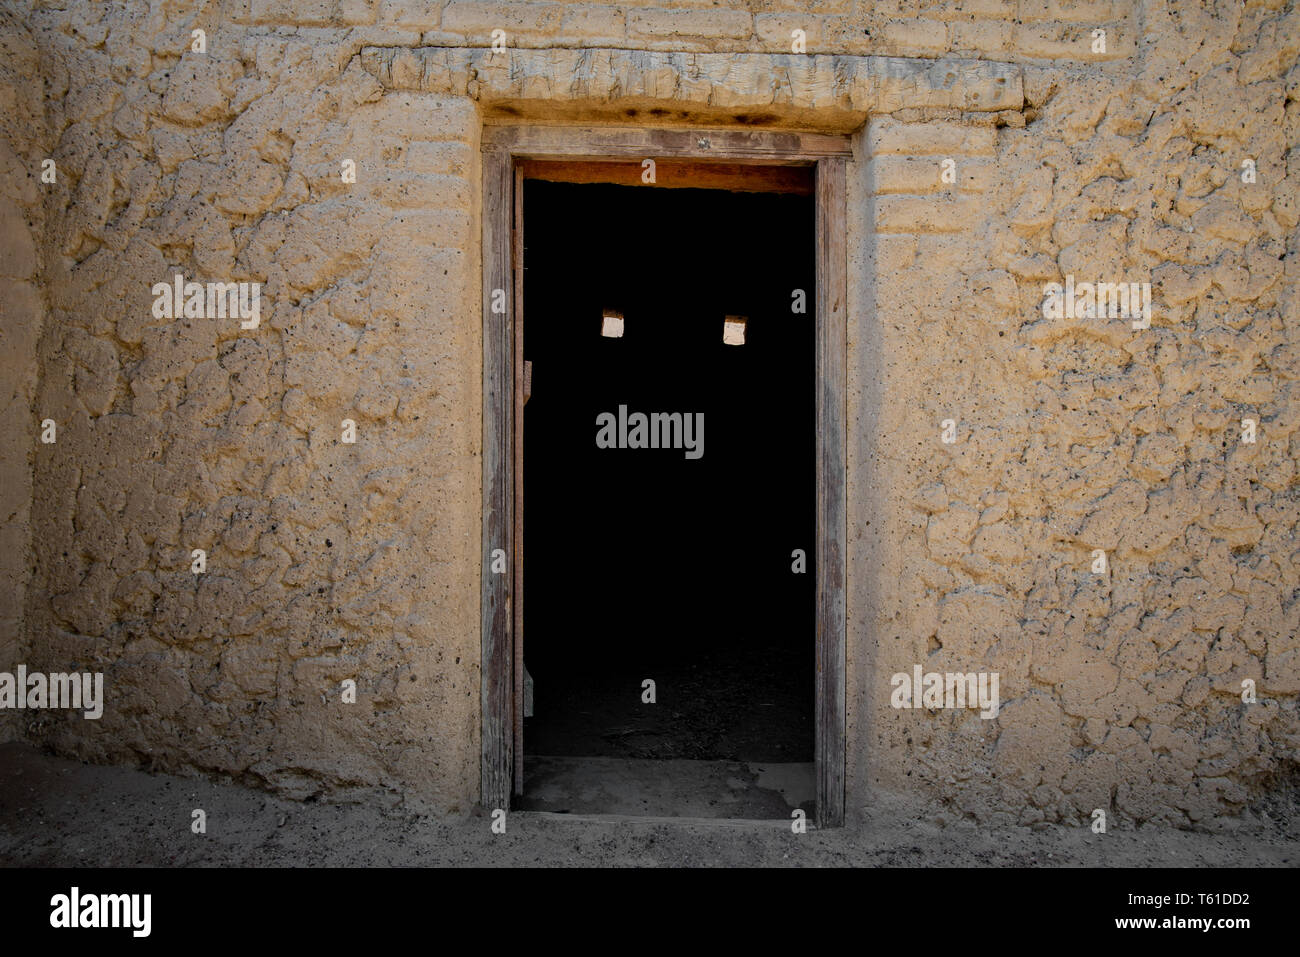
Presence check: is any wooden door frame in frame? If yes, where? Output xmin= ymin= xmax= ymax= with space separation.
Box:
xmin=480 ymin=125 xmax=849 ymax=827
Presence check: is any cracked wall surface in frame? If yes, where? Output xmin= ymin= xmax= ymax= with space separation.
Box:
xmin=2 ymin=0 xmax=1297 ymax=824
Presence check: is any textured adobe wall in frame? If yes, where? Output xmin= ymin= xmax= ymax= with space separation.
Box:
xmin=18 ymin=7 xmax=483 ymax=807
xmin=852 ymin=2 xmax=1300 ymax=826
xmin=7 ymin=0 xmax=1299 ymax=824
xmin=0 ymin=11 xmax=47 ymax=744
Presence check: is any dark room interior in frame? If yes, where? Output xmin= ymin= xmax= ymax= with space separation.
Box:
xmin=518 ymin=176 xmax=817 ymax=815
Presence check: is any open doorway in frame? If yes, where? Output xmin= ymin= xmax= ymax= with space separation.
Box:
xmin=480 ymin=126 xmax=849 ymax=827
xmin=516 ymin=172 xmax=817 ymax=818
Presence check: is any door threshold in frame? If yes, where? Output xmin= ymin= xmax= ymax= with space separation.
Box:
xmin=520 ymin=810 xmax=814 ymax=829
xmin=518 ymin=755 xmax=815 ymax=818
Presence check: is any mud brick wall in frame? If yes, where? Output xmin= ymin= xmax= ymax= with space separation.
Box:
xmin=0 ymin=14 xmax=49 ymax=743
xmin=2 ymin=0 xmax=1297 ymax=825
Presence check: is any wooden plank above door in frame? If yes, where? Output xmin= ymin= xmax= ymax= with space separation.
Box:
xmin=484 ymin=125 xmax=853 ymax=162
xmin=518 ymin=159 xmax=813 ymax=195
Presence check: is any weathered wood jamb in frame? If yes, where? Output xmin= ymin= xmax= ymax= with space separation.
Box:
xmin=481 ymin=147 xmax=514 ymax=813
xmin=815 ymin=155 xmax=848 ymax=829
xmin=512 ymin=164 xmax=525 ymax=798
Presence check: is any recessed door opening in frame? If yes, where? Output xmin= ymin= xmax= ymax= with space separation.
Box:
xmin=516 ymin=173 xmax=817 ymax=819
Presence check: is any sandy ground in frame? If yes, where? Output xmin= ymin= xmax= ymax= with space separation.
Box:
xmin=0 ymin=743 xmax=1295 ymax=867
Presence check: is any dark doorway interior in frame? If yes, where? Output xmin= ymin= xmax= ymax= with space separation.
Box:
xmin=520 ymin=178 xmax=816 ymax=814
